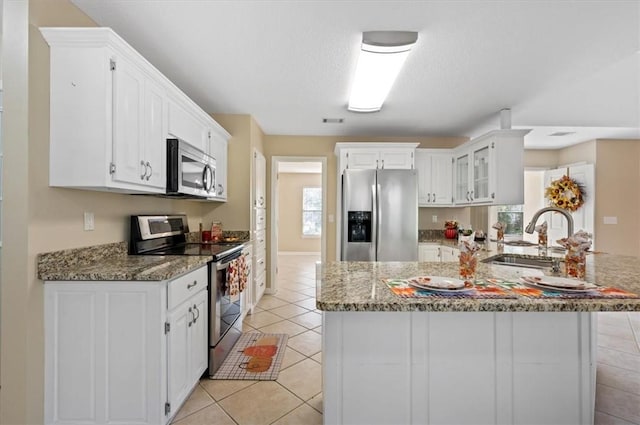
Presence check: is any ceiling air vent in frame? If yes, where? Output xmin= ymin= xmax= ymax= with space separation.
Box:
xmin=322 ymin=118 xmax=344 ymax=124
xmin=548 ymin=131 xmax=576 ymax=137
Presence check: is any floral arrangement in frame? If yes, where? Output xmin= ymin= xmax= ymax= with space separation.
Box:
xmin=545 ymin=175 xmax=585 ymax=212
xmin=444 ymin=220 xmax=458 ymax=229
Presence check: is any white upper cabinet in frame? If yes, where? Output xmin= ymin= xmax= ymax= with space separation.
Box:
xmin=41 ymin=27 xmax=229 ymax=196
xmin=416 ymin=149 xmax=453 ymax=206
xmin=335 ymin=143 xmax=419 ymax=174
xmin=207 ymin=128 xmax=229 ymax=201
xmin=454 ymin=129 xmax=529 ymax=206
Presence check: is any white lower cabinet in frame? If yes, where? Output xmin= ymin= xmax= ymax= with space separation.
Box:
xmin=418 ymin=244 xmax=440 ymax=262
xmin=167 ymin=289 xmax=207 ymax=418
xmin=418 ymin=243 xmax=459 ymax=262
xmin=439 ymin=246 xmax=460 ymax=262
xmin=44 ymin=266 xmax=208 ymax=425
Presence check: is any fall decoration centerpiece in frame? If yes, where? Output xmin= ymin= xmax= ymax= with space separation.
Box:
xmin=444 ymin=220 xmax=458 ymax=239
xmin=545 ymin=175 xmax=585 ymax=212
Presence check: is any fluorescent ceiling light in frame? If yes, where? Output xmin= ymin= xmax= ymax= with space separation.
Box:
xmin=348 ymin=31 xmax=418 ymax=113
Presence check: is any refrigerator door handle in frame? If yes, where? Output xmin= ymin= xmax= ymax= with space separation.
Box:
xmin=371 ymin=183 xmax=378 ymax=261
xmin=375 ymin=183 xmax=382 ymax=260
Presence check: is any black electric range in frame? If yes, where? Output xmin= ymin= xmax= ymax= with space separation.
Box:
xmin=129 ymin=214 xmax=243 ymax=261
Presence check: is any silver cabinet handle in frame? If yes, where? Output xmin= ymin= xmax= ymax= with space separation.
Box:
xmin=218 ymin=184 xmax=223 ymax=195
xmin=470 ymin=190 xmax=474 ymax=201
xmin=466 ymin=191 xmax=470 ymax=201
xmin=192 ymin=304 xmax=199 ymax=324
xmin=140 ymin=160 xmax=146 ymax=180
xmin=376 ymin=159 xmax=379 ymax=169
xmin=259 ymin=196 xmax=264 ymax=206
xmin=432 ymin=192 xmax=436 ymax=203
xmin=381 ymin=159 xmax=385 ymax=169
xmin=188 ymin=307 xmax=193 ymax=327
xmin=427 ymin=193 xmax=431 ymax=203
xmin=187 ymin=280 xmax=197 ymax=290
xmin=145 ymin=162 xmax=152 ymax=180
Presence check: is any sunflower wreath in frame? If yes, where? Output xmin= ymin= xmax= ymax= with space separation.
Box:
xmin=544 ymin=175 xmax=585 ymax=212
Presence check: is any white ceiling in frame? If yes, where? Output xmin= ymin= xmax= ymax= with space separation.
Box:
xmin=71 ymin=0 xmax=640 ymax=149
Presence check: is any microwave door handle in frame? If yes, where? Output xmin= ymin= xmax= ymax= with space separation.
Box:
xmin=203 ymin=164 xmax=213 ymax=192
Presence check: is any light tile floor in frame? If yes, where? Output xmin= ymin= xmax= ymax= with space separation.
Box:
xmin=172 ymin=254 xmax=323 ymax=425
xmin=173 ymin=254 xmax=640 ymax=425
xmin=595 ymin=311 xmax=640 ymax=424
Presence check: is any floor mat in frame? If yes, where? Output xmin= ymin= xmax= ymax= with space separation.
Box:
xmin=210 ymin=333 xmax=289 ymax=380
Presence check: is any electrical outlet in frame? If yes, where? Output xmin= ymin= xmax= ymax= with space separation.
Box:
xmin=329 ymin=214 xmax=335 ymax=223
xmin=432 ymin=215 xmax=438 ymax=223
xmin=84 ymin=212 xmax=95 ymax=231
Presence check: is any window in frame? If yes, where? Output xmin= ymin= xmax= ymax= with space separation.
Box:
xmin=302 ymin=187 xmax=322 ymax=236
xmin=497 ymin=204 xmax=523 ymax=237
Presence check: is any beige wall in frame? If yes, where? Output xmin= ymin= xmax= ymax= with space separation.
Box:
xmin=277 ymin=173 xmax=322 ymax=253
xmin=594 ymin=139 xmax=640 ymax=256
xmin=419 ymin=206 xmax=471 ymax=230
xmin=557 ymin=140 xmax=596 ymax=167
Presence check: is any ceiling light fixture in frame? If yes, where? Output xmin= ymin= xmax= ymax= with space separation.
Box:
xmin=347 ymin=31 xmax=418 ymax=113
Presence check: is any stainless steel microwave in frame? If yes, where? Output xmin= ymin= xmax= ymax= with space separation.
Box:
xmin=166 ymin=139 xmax=216 ymax=198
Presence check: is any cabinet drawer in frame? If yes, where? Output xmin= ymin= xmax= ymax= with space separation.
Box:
xmin=254 ymin=254 xmax=266 ymax=275
xmin=168 ymin=266 xmax=208 ymax=310
xmin=254 ymin=230 xmax=266 ymax=252
xmin=255 ymin=208 xmax=266 ymax=231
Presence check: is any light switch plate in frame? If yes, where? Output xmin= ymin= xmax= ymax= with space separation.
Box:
xmin=603 ymin=216 xmax=617 ymax=225
xmin=432 ymin=215 xmax=438 ymax=223
xmin=84 ymin=212 xmax=95 ymax=231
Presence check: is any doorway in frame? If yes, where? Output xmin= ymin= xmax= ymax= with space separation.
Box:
xmin=270 ymin=157 xmax=327 ymax=293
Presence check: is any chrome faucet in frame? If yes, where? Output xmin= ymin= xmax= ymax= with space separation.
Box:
xmin=524 ymin=207 xmax=574 ymax=239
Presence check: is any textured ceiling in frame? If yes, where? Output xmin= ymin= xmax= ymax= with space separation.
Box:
xmin=70 ymin=0 xmax=640 ymax=149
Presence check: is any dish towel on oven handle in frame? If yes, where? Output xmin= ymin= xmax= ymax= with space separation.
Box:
xmin=227 ymin=258 xmax=239 ymax=296
xmin=238 ymin=253 xmax=248 ymax=293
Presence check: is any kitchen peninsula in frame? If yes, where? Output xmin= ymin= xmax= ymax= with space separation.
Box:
xmin=316 ymin=247 xmax=640 ymax=425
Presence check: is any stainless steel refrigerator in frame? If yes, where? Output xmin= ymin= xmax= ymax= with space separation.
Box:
xmin=341 ymin=169 xmax=418 ymax=261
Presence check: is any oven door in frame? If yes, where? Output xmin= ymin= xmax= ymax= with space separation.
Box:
xmin=209 ymin=249 xmax=243 ymax=375
xmin=167 ymin=139 xmax=216 ymax=197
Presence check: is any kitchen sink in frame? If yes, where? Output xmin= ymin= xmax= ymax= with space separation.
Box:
xmin=482 ymin=253 xmax=561 ymax=269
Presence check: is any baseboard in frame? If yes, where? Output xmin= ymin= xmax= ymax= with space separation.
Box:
xmin=278 ymin=251 xmax=321 ymax=256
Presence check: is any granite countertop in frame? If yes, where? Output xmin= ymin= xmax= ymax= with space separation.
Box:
xmin=317 ymin=242 xmax=640 ymax=312
xmin=38 ymin=241 xmax=212 ymax=282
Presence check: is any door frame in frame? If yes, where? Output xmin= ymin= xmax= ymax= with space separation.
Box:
xmin=270 ymin=156 xmax=327 ymax=292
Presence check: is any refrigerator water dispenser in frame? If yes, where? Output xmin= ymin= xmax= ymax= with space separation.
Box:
xmin=347 ymin=211 xmax=372 ymax=243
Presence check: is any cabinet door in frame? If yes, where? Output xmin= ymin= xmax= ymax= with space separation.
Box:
xmin=471 ymin=143 xmax=491 ymax=202
xmin=416 ymin=150 xmax=431 ymax=205
xmin=112 ymin=58 xmax=145 ymax=185
xmin=142 ymin=79 xmax=166 ymax=189
xmin=419 ymin=244 xmax=440 ymax=262
xmin=209 ymin=136 xmax=227 ymax=200
xmin=440 ymin=247 xmax=459 ymax=262
xmin=431 ymin=153 xmax=453 ymax=205
xmin=189 ymin=290 xmax=208 ymax=384
xmin=346 ymin=150 xmax=380 ymax=169
xmin=378 ymin=149 xmax=414 ymax=169
xmin=167 ymin=301 xmax=192 ymax=419
xmin=454 ymin=153 xmax=470 ymax=204
xmin=167 ymin=99 xmax=207 ymax=152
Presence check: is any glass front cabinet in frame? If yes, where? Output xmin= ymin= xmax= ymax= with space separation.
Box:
xmin=453 ymin=129 xmax=529 ymax=206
